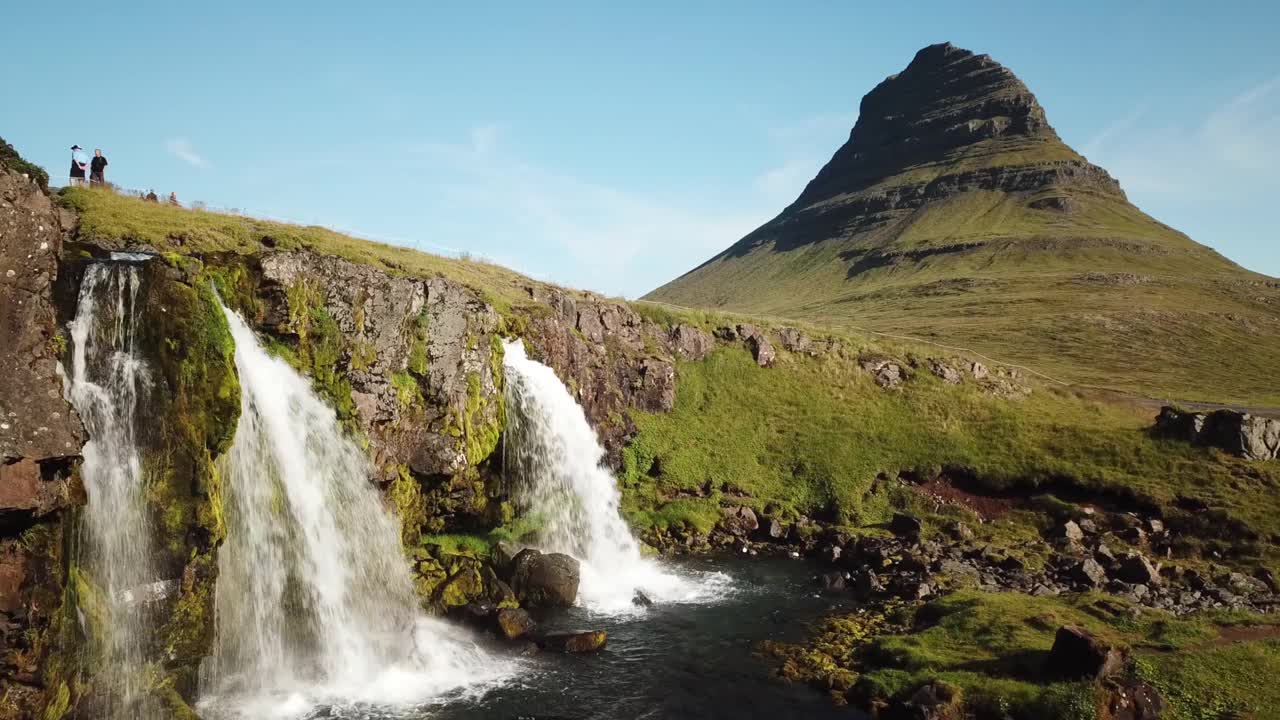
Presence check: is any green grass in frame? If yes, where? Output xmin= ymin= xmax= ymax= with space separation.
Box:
xmin=0 ymin=135 xmax=49 ymax=189
xmin=768 ymin=588 xmax=1280 ymax=719
xmin=646 ymin=151 xmax=1280 ymax=406
xmin=59 ymin=185 xmax=566 ymax=312
xmin=620 ymin=345 xmax=1280 ymax=564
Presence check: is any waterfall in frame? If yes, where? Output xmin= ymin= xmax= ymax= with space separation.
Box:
xmin=502 ymin=339 xmax=731 ymax=614
xmin=67 ymin=260 xmax=158 ymax=717
xmin=200 ymin=301 xmax=511 ymax=719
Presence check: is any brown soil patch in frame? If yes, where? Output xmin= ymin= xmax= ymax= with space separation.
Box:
xmin=913 ymin=474 xmax=1016 ymax=520
xmin=1207 ymin=624 xmax=1280 ymax=648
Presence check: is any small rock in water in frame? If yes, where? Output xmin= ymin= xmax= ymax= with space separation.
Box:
xmin=632 ymin=590 xmax=654 ymax=607
xmin=536 ymin=630 xmax=608 ymax=653
xmin=496 ymin=608 xmax=535 ymax=640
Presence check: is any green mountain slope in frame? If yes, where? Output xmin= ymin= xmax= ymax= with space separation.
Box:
xmin=646 ymin=43 xmax=1280 ymax=405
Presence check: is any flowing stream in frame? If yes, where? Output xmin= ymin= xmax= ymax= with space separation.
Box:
xmin=67 ymin=260 xmax=158 ymax=718
xmin=502 ymin=339 xmax=731 ymax=613
xmin=199 ymin=301 xmax=512 ymax=719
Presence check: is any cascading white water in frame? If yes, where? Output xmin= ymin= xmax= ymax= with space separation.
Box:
xmin=67 ymin=261 xmax=157 ymax=717
xmin=502 ymin=339 xmax=732 ymax=614
xmin=201 ymin=301 xmax=512 ymax=719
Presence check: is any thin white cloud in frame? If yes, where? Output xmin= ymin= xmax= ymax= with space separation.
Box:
xmin=165 ymin=137 xmax=208 ymax=168
xmin=1086 ymin=77 xmax=1280 ymax=199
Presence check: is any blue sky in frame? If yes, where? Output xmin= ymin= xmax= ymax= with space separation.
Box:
xmin=5 ymin=1 xmax=1278 ymax=297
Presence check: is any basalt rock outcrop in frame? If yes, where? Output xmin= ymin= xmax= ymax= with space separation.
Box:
xmin=1154 ymin=406 xmax=1279 ymax=461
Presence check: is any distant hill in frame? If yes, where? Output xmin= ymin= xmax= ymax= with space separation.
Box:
xmin=646 ymin=43 xmax=1280 ymax=405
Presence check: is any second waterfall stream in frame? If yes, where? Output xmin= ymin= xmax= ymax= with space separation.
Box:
xmin=502 ymin=339 xmax=731 ymax=614
xmin=199 ymin=301 xmax=512 ymax=719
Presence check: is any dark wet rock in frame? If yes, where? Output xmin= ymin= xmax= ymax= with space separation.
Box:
xmin=496 ymin=608 xmax=535 ymax=640
xmin=763 ymin=517 xmax=790 ymax=541
xmin=1115 ymin=553 xmax=1161 ymax=586
xmin=926 ymin=358 xmax=962 ymax=384
xmin=632 ymin=590 xmax=653 ymax=607
xmin=670 ymin=324 xmax=714 ymax=360
xmin=820 ymin=571 xmax=848 ymax=591
xmin=719 ymin=506 xmax=759 ymax=536
xmin=536 ymin=630 xmax=607 ymax=653
xmin=819 ymin=543 xmax=842 ymax=565
xmin=1045 ymin=625 xmax=1127 ymax=680
xmin=510 ymin=549 xmax=580 ymax=608
xmin=1099 ymin=678 xmax=1166 ymax=720
xmin=1254 ymin=567 xmax=1280 ymax=593
xmin=852 ymin=569 xmax=884 ymax=597
xmin=889 ymin=513 xmax=923 ymax=540
xmin=944 ymin=521 xmax=974 ymax=542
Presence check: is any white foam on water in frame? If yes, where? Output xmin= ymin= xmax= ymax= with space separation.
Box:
xmin=199 ymin=301 xmax=516 ymax=719
xmin=502 ymin=339 xmax=734 ymax=615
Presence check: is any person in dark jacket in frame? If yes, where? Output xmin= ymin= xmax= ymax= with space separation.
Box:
xmin=69 ymin=145 xmax=88 ymax=186
xmin=89 ymin=149 xmax=108 ymax=186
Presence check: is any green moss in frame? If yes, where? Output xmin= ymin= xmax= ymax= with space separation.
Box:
xmin=389 ymin=465 xmax=427 ymax=550
xmin=160 ymin=553 xmax=218 ymax=695
xmin=462 ymin=370 xmax=503 ymax=466
xmin=391 ymin=371 xmax=421 ymax=409
xmin=422 ymin=533 xmax=493 ymax=558
xmin=40 ymin=683 xmax=69 ymax=720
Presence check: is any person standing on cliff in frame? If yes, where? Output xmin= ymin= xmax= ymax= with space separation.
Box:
xmin=89 ymin=149 xmax=108 ymax=186
xmin=69 ymin=145 xmax=88 ymax=186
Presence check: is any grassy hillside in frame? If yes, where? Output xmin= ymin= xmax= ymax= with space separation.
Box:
xmin=59 ymin=186 xmax=559 ymax=312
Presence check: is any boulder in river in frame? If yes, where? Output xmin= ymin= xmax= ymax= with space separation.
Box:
xmin=496 ymin=608 xmax=535 ymax=640
xmin=536 ymin=630 xmax=608 ymax=653
xmin=510 ymin=549 xmax=580 ymax=608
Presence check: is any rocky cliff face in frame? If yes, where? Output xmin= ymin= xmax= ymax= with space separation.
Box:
xmin=0 ymin=165 xmax=83 ymax=720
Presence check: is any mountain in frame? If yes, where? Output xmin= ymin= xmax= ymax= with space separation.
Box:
xmin=646 ymin=43 xmax=1280 ymax=405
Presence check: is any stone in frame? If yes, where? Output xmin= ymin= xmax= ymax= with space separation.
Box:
xmin=1070 ymin=558 xmax=1108 ymax=588
xmin=1219 ymin=572 xmax=1268 ymax=597
xmin=670 ymin=324 xmax=714 ymax=360
xmin=747 ymin=335 xmax=776 ymax=368
xmin=764 ymin=517 xmax=790 ymax=541
xmin=945 ymin=521 xmax=974 ymax=542
xmin=926 ymin=358 xmax=962 ymax=384
xmin=632 ymin=590 xmax=654 ymax=607
xmin=820 ymin=571 xmax=848 ymax=591
xmin=852 ymin=569 xmax=883 ymax=596
xmin=1056 ymin=520 xmax=1085 ymax=543
xmin=510 ymin=549 xmax=580 ymax=608
xmin=969 ymin=362 xmax=989 ymax=380
xmin=1045 ymin=625 xmax=1128 ymax=680
xmin=777 ymin=327 xmax=813 ymax=354
xmin=536 ymin=630 xmax=607 ymax=653
xmin=496 ymin=608 xmax=535 ymax=640
xmin=1100 ymin=678 xmax=1166 ymax=720
xmin=1114 ymin=553 xmax=1161 ymax=586
xmin=859 ymin=354 xmax=905 ymax=389
xmin=1155 ymin=406 xmax=1280 ymax=461
xmin=719 ymin=506 xmax=759 ymax=536
xmin=1254 ymin=567 xmax=1280 ymax=594
xmin=901 ymin=681 xmax=963 ymax=720
xmin=889 ymin=513 xmax=923 ymax=540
